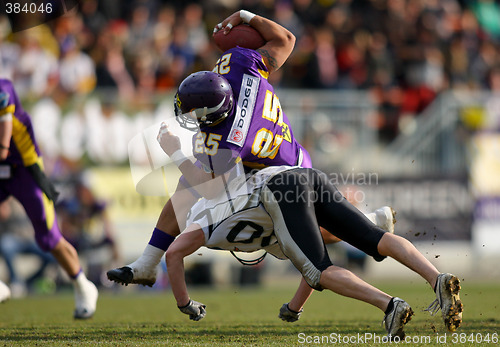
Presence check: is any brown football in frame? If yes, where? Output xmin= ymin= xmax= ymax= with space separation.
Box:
xmin=213 ymin=24 xmax=266 ymax=52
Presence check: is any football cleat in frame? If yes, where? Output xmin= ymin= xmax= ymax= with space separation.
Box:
xmin=383 ymin=297 xmax=414 ymax=340
xmin=106 ymin=265 xmax=157 ymax=287
xmin=0 ymin=281 xmax=11 ymax=303
xmin=74 ymin=279 xmax=98 ymax=319
xmin=425 ymin=273 xmax=463 ymax=332
xmin=366 ymin=206 xmax=396 ymax=234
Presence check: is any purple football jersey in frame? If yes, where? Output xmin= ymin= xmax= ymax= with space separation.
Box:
xmin=191 ymin=47 xmax=310 ymax=175
xmin=0 ymin=79 xmax=41 ymax=167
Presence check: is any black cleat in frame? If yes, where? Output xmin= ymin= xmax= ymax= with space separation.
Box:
xmin=106 ymin=266 xmax=156 ymax=287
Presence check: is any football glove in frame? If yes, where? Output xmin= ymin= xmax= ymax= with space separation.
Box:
xmin=279 ymin=303 xmax=303 ymax=322
xmin=178 ymin=299 xmax=207 ymax=321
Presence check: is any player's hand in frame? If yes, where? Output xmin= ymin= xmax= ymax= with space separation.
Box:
xmin=178 ymin=299 xmax=207 ymax=321
xmin=157 ymin=122 xmax=181 ymax=156
xmin=279 ymin=303 xmax=303 ymax=322
xmin=213 ymin=11 xmax=242 ymax=35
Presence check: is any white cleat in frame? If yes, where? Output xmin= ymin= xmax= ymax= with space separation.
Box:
xmin=425 ymin=273 xmax=463 ymax=332
xmin=74 ymin=279 xmax=98 ymax=319
xmin=0 ymin=281 xmax=11 ymax=303
xmin=383 ymin=297 xmax=414 ymax=340
xmin=374 ymin=206 xmax=396 ymax=234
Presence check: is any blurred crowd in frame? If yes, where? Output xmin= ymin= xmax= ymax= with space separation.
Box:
xmin=1 ymin=0 xmax=500 ymax=141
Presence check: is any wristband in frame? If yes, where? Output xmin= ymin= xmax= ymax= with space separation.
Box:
xmin=240 ymin=10 xmax=256 ymax=24
xmin=178 ymin=300 xmax=192 ymax=309
xmin=170 ymin=149 xmax=189 ymax=167
xmin=0 ymin=144 xmax=9 ymax=150
xmin=0 ymin=113 xmax=12 ymax=122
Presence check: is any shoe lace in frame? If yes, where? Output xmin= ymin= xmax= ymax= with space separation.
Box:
xmin=424 ymin=299 xmax=441 ymax=316
xmin=381 ymin=312 xmax=390 ymax=330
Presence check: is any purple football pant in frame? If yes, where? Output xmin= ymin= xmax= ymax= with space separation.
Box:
xmin=0 ymin=165 xmax=62 ymax=252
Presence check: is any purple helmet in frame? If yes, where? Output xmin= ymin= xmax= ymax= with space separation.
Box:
xmin=174 ymin=71 xmax=234 ymax=130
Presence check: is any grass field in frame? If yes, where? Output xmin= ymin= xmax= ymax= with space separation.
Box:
xmin=0 ymin=280 xmax=499 ymax=346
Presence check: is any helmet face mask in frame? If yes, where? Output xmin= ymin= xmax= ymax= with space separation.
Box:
xmin=174 ymin=71 xmax=234 ymax=131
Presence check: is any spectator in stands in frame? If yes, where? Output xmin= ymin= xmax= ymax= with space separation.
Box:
xmin=3 ymin=0 xmax=500 ymax=141
xmin=58 ymin=37 xmax=96 ymax=95
xmin=13 ymin=29 xmax=59 ymax=99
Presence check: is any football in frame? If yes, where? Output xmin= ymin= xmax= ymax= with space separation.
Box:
xmin=213 ymin=24 xmax=266 ymax=52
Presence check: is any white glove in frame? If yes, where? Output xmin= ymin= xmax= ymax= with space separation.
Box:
xmin=178 ymin=299 xmax=207 ymax=321
xmin=279 ymin=303 xmax=303 ymax=322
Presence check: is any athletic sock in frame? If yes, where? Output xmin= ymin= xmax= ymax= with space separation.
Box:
xmin=70 ymin=268 xmax=83 ymax=280
xmin=148 ymin=227 xmax=176 ymax=251
xmin=385 ymin=297 xmax=395 ymax=315
xmin=128 ymin=228 xmax=175 ymax=270
xmin=72 ymin=270 xmax=88 ymax=290
xmin=129 ymin=244 xmax=165 ymax=269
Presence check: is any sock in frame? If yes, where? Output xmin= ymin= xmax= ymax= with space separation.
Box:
xmin=72 ymin=270 xmax=88 ymax=290
xmin=128 ymin=229 xmax=175 ymax=270
xmin=385 ymin=297 xmax=395 ymax=315
xmin=148 ymin=228 xmax=175 ymax=251
xmin=433 ymin=280 xmax=438 ymax=293
xmin=70 ymin=268 xmax=83 ymax=280
xmin=129 ymin=244 xmax=165 ymax=268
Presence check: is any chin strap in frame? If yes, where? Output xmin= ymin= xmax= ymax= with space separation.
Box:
xmin=230 ymin=251 xmax=267 ymax=266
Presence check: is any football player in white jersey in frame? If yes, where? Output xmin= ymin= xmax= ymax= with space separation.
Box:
xmin=158 ymin=124 xmax=463 ymax=340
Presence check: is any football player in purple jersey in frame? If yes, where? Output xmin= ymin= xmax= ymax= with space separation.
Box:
xmin=106 ymin=9 xmax=314 ymax=287
xmin=0 ymin=79 xmax=98 ymax=319
xmin=107 ymin=10 xmax=394 ymax=298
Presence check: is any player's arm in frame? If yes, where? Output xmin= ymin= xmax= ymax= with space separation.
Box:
xmin=0 ymin=119 xmax=12 ymax=161
xmin=279 ymin=277 xmax=312 ymax=322
xmin=217 ymin=10 xmax=295 ymax=73
xmin=157 ymin=123 xmax=230 ymax=200
xmin=165 ymin=224 xmax=207 ymax=321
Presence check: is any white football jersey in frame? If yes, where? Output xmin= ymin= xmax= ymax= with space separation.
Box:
xmin=185 ymin=165 xmax=299 ymax=259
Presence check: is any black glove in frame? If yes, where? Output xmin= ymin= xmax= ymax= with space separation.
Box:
xmin=26 ymin=163 xmax=59 ymax=202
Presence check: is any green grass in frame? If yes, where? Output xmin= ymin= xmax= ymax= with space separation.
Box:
xmin=0 ymin=280 xmax=499 ymax=346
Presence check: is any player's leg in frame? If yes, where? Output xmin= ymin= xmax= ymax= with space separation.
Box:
xmin=299 ymin=147 xmax=395 ymax=240
xmin=318 ymin=264 xmax=414 ymax=340
xmin=377 ymin=232 xmax=463 ymax=331
xmin=263 ymin=169 xmax=413 ymax=338
xmin=107 ymin=180 xmax=198 ymax=286
xmin=12 ymin=166 xmax=98 ymax=319
xmin=312 ymin=168 xmax=462 ymax=331
xmin=377 ymin=233 xmax=440 ymax=287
